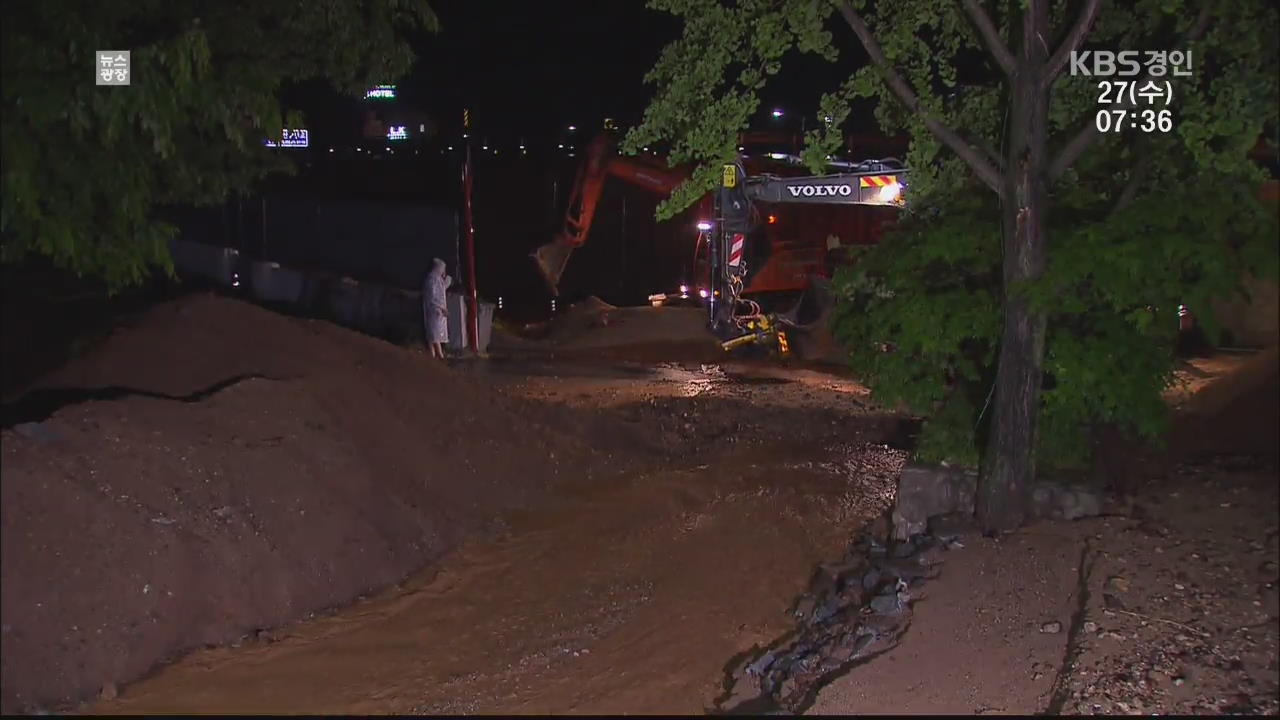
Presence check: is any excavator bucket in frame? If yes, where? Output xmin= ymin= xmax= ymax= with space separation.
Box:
xmin=777 ymin=276 xmax=845 ymax=363
xmin=532 ymin=234 xmax=575 ymax=295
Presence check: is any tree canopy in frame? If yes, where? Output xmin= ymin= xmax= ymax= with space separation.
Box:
xmin=1 ymin=0 xmax=437 ymax=290
xmin=625 ymin=0 xmax=1278 ymax=529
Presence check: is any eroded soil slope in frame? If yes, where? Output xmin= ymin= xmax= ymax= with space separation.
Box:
xmin=0 ymin=293 xmax=654 ymax=713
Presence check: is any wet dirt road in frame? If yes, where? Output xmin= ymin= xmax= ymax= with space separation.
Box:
xmin=87 ymin=360 xmax=909 ymax=715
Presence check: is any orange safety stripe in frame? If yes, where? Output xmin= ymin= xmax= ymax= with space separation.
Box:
xmin=858 ymin=175 xmax=897 ymax=188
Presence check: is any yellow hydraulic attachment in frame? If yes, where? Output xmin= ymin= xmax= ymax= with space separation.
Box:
xmin=720 ymin=314 xmax=791 ymax=356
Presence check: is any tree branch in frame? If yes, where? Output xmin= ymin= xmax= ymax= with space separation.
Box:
xmin=1048 ymin=5 xmax=1213 ymax=182
xmin=1044 ymin=0 xmax=1102 ymax=85
xmin=960 ymin=128 xmax=1005 ymax=170
xmin=835 ymin=1 xmax=1005 ymax=194
xmin=1110 ymin=139 xmax=1151 ymax=217
xmin=959 ymin=0 xmax=1015 ymax=76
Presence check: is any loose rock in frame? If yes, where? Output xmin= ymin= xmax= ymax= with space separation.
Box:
xmin=927 ymin=511 xmax=977 ymax=539
xmin=870 ymin=592 xmax=903 ymax=616
xmin=1105 ymin=575 xmax=1130 ymax=593
xmin=891 ymin=465 xmax=977 ymax=541
xmin=861 ymin=568 xmax=882 ymax=592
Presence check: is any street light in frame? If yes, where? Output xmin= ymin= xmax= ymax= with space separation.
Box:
xmin=771 ymin=108 xmax=784 ymax=118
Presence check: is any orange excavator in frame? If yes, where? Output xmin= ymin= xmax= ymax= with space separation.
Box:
xmin=533 ymin=129 xmax=909 ymax=356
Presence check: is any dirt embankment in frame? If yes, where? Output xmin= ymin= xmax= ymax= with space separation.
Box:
xmin=0 ymin=293 xmax=653 ymax=714
xmin=810 ymin=347 xmax=1280 ymax=715
xmin=1167 ymin=346 xmax=1279 ymax=461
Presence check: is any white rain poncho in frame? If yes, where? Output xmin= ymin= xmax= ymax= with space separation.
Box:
xmin=423 ymin=258 xmax=452 ymax=343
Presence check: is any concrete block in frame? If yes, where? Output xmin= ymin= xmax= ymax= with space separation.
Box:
xmin=169 ymin=238 xmax=240 ymax=286
xmin=249 ymin=260 xmax=304 ymax=304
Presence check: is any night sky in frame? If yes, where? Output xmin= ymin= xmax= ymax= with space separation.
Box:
xmin=406 ymin=0 xmax=680 ymax=142
xmin=397 ymin=0 xmax=866 ymax=144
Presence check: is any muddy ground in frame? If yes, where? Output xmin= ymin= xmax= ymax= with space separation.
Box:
xmin=2 ymin=293 xmax=1276 ymax=715
xmin=0 ymin=294 xmax=668 ymax=712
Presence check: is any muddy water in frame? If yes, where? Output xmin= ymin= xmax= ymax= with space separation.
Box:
xmin=87 ymin=452 xmax=894 ymax=714
xmin=86 ymin=362 xmax=901 ymax=715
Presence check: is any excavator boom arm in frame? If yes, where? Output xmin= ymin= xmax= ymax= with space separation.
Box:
xmin=534 ymin=133 xmax=690 ymax=293
xmin=745 ymin=172 xmax=905 ymax=206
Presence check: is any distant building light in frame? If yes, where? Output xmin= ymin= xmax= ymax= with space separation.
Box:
xmin=365 ymin=84 xmax=396 ymax=100
xmin=482 ymin=145 xmax=489 ymax=150
xmin=447 ymin=146 xmax=454 ymax=151
xmin=771 ymin=108 xmax=784 ymax=118
xmin=558 ymin=143 xmax=564 ymax=149
xmin=387 ymin=125 xmax=408 ymax=141
xmin=264 ymin=128 xmax=308 ymax=148
xmin=419 ymin=123 xmax=425 ymax=132
xmin=568 ymin=125 xmax=577 ymax=131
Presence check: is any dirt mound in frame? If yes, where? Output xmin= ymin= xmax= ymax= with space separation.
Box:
xmin=571 ymin=295 xmax=618 ymax=314
xmin=0 ymin=293 xmax=618 ymax=713
xmin=487 ymin=296 xmax=724 ymax=364
xmin=1169 ymin=347 xmax=1279 ymax=460
xmin=556 ymin=306 xmax=710 ymax=348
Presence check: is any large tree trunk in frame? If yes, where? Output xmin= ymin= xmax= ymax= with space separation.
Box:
xmin=976 ymin=1 xmax=1050 ymax=533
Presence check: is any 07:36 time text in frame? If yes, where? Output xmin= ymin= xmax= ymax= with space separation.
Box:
xmin=1095 ymin=108 xmax=1173 ymax=134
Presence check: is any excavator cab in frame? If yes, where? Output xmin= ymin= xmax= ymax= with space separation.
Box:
xmin=709 ymin=160 xmax=908 ymax=358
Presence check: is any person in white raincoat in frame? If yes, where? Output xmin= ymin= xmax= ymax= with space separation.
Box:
xmin=423 ymin=258 xmax=452 ymax=359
